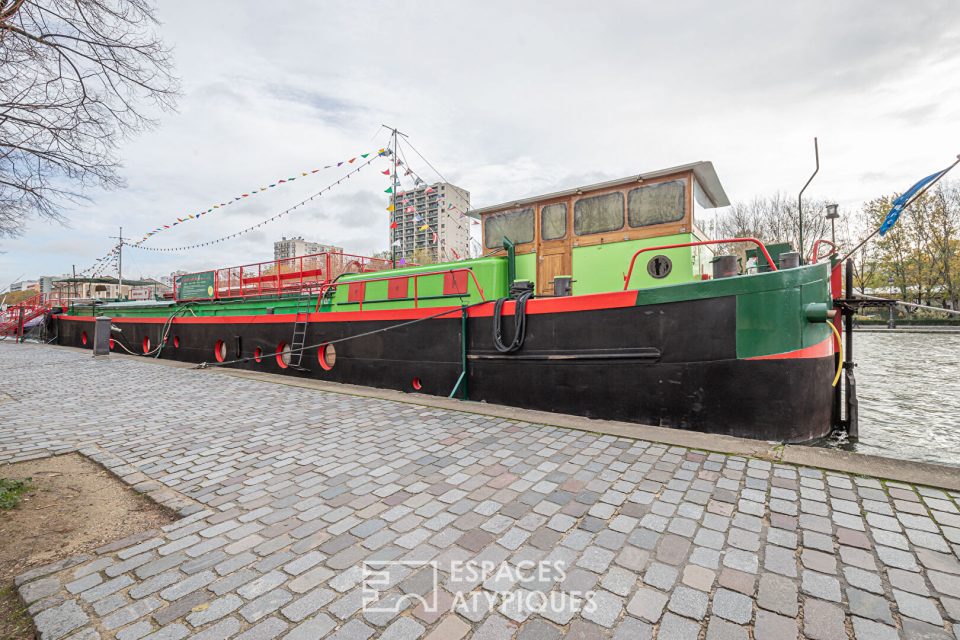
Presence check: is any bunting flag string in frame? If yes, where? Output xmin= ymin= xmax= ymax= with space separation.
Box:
xmin=392 ymin=141 xmax=480 ymax=241
xmin=76 ymin=244 xmax=122 ymax=277
xmin=126 ymin=153 xmax=385 ymax=253
xmin=132 ymin=148 xmax=387 ymax=246
xmin=387 ymin=144 xmax=486 ymax=261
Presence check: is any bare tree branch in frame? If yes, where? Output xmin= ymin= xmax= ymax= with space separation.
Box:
xmin=0 ymin=0 xmax=179 ymax=237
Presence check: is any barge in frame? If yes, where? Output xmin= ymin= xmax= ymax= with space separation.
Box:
xmin=13 ymin=161 xmax=843 ymax=442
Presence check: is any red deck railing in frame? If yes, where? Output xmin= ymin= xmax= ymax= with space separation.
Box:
xmin=0 ymin=291 xmax=71 ymax=336
xmin=175 ymin=251 xmax=395 ymax=302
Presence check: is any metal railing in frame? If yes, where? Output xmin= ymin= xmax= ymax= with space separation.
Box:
xmin=623 ymin=237 xmax=778 ymax=290
xmin=175 ymin=251 xmax=395 ymax=301
xmin=809 ymin=239 xmax=838 ymax=264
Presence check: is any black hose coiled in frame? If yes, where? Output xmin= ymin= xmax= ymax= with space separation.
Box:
xmin=492 ymin=290 xmax=533 ymax=353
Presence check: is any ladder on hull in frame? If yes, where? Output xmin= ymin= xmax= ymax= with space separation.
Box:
xmin=288 ymin=294 xmax=312 ymax=369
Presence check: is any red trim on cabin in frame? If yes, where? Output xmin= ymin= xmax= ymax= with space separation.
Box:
xmin=347 ymin=282 xmax=366 ymax=303
xmin=388 ymin=277 xmax=409 ymax=300
xmin=744 ymin=336 xmax=834 ymax=361
xmin=443 ymin=271 xmax=468 ymax=296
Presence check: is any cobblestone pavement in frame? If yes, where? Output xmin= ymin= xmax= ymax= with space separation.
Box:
xmin=3 ymin=342 xmax=960 ymax=640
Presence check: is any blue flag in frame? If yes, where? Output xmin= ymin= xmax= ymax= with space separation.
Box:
xmin=879 ymin=169 xmax=946 ymax=236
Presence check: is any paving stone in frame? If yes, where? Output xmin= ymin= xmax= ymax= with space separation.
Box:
xmin=667 ymin=585 xmax=708 ymax=620
xmin=894 ymin=589 xmax=945 ymax=625
xmin=643 ymin=562 xmax=677 ymax=591
xmin=610 ymin=617 xmax=653 ymax=640
xmin=803 ymin=598 xmax=846 ymax=640
xmin=851 ymin=617 xmax=899 ymax=640
xmin=186 ymin=593 xmax=242 ymax=627
xmin=712 ymin=587 xmax=752 ymax=624
xmin=285 ymin=614 xmax=336 ymax=640
xmin=103 ymin=597 xmax=163 ymax=630
xmin=582 ymin=589 xmax=624 ymax=627
xmin=754 ymin=609 xmax=797 ymax=640
xmin=757 ymin=572 xmax=797 ymax=616
xmin=234 ymin=616 xmax=289 ymax=640
xmin=657 ymin=612 xmax=701 ymax=639
xmin=844 ymin=566 xmax=884 ymax=594
xmin=847 ymin=587 xmax=893 ymax=625
xmin=626 ymin=586 xmax=668 ymax=623
xmin=424 ymin=615 xmax=470 ymax=640
xmin=801 ymin=569 xmax=841 ymax=602
xmin=33 ymin=600 xmax=89 ymax=640
xmin=705 ymin=617 xmax=749 ymax=640
xmin=20 ymin=577 xmax=62 ymax=604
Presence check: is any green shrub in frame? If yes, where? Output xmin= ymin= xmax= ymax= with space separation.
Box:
xmin=0 ymin=478 xmax=32 ymax=510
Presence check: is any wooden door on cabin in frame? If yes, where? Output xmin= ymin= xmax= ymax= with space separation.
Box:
xmin=536 ymin=202 xmax=572 ymax=296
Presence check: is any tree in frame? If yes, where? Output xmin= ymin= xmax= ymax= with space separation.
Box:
xmin=715 ymin=191 xmax=834 ymax=262
xmin=411 ymin=247 xmax=437 ymax=265
xmin=0 ymin=0 xmax=178 ymax=237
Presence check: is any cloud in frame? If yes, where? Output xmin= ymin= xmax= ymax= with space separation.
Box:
xmin=4 ymin=1 xmax=960 ymax=285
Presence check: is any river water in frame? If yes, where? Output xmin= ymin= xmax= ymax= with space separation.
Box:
xmin=815 ymin=332 xmax=960 ymax=468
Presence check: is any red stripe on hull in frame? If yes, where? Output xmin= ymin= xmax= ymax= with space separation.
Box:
xmin=745 ymin=336 xmax=834 ymax=360
xmin=58 ymin=290 xmax=640 ymax=325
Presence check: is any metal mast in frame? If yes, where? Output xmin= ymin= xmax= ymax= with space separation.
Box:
xmin=392 ymin=128 xmax=399 ymax=268
xmin=118 ymin=226 xmax=123 ymax=288
xmin=798 ymin=138 xmax=819 ymax=264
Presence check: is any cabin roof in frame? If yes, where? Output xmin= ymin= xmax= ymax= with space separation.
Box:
xmin=466 ymin=160 xmax=729 ymax=218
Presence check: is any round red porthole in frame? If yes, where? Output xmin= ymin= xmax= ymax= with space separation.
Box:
xmin=412 ymin=377 xmax=423 ymax=391
xmin=81 ymin=331 xmax=88 ymax=345
xmin=109 ymin=338 xmax=115 ymax=351
xmin=214 ymin=340 xmax=226 ymax=362
xmin=276 ymin=342 xmax=291 ymax=369
xmin=254 ymin=347 xmax=262 ymax=363
xmin=142 ymin=336 xmax=151 ymax=354
xmin=318 ymin=343 xmax=336 ymax=371
xmin=173 ymin=336 xmax=180 ymax=348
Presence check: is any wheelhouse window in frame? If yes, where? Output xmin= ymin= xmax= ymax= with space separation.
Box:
xmin=574 ymin=192 xmax=624 ymax=236
xmin=540 ymin=203 xmax=567 ymax=241
xmin=628 ymin=179 xmax=686 ymax=228
xmin=483 ymin=208 xmax=535 ymax=248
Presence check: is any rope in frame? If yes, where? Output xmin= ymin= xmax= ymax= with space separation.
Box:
xmin=492 ymin=291 xmax=533 ymax=353
xmin=827 ymin=320 xmax=843 ymax=387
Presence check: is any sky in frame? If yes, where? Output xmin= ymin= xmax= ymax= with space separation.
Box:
xmin=3 ymin=0 xmax=959 ymax=285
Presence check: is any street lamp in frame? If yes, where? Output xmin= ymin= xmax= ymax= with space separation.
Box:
xmin=887 ymin=275 xmax=896 ymax=329
xmin=826 ymin=204 xmax=839 ymax=244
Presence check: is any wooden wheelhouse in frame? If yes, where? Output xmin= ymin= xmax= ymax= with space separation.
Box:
xmin=468 ymin=161 xmax=730 ymax=295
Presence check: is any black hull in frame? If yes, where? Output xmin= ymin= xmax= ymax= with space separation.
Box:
xmin=57 ymin=296 xmax=834 ymax=443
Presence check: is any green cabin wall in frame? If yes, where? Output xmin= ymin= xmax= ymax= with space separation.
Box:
xmin=573 ymin=233 xmax=703 ymax=295
xmin=325 ymin=257 xmax=509 ymax=310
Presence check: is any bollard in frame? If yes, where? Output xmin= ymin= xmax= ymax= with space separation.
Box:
xmin=93 ymin=316 xmax=112 ymax=356
xmin=779 ymin=251 xmax=801 ymax=269
xmin=553 ymin=276 xmax=573 ymax=297
xmin=712 ymin=255 xmax=739 ymax=279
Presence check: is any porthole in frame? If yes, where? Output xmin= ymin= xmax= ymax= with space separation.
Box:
xmin=81 ymin=331 xmax=88 ymax=345
xmin=214 ymin=340 xmax=227 ymax=362
xmin=276 ymin=342 xmax=291 ymax=368
xmin=254 ymin=347 xmax=262 ymax=363
xmin=318 ymin=343 xmax=336 ymax=371
xmin=412 ymin=377 xmax=423 ymax=391
xmin=142 ymin=336 xmax=151 ymax=354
